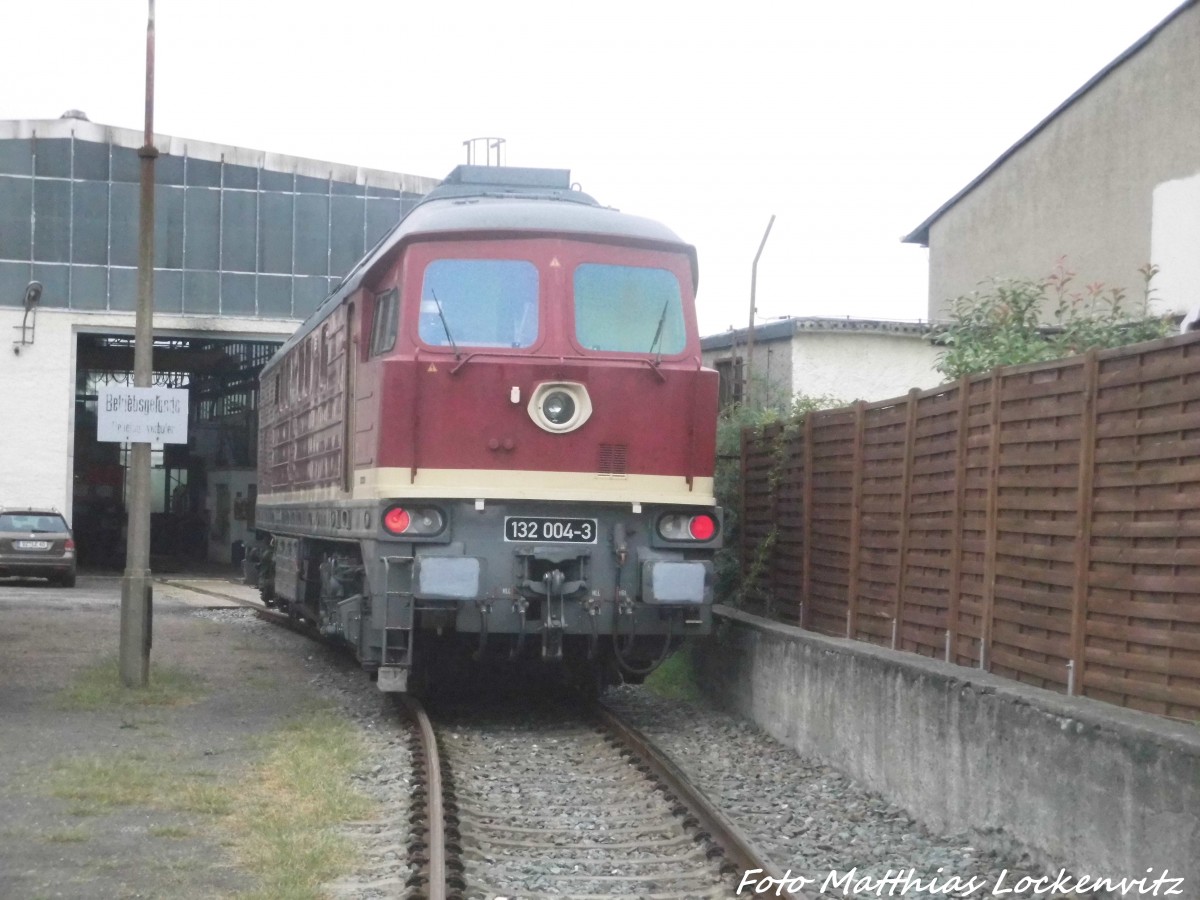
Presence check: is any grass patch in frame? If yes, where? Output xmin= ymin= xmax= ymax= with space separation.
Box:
xmin=224 ymin=707 xmax=376 ymax=900
xmin=55 ymin=656 xmax=207 ymax=711
xmin=44 ymin=827 xmax=90 ymax=843
xmin=149 ymin=825 xmax=194 ymax=839
xmin=643 ymin=642 xmax=704 ymax=703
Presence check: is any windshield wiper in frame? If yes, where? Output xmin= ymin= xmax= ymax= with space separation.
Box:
xmin=648 ymin=299 xmax=670 ymax=363
xmin=430 ymin=289 xmax=459 ymax=359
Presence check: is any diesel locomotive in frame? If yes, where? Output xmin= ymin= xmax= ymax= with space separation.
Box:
xmin=254 ymin=164 xmax=721 ymax=692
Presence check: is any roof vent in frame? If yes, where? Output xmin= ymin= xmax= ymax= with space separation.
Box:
xmin=60 ymin=109 xmax=90 ymax=121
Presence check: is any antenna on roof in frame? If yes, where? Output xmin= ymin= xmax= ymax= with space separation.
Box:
xmin=463 ymin=137 xmax=506 ymax=167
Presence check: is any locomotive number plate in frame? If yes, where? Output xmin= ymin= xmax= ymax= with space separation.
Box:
xmin=504 ymin=516 xmax=597 ymax=544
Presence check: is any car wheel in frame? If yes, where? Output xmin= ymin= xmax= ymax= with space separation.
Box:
xmin=61 ymin=571 xmax=76 ymax=588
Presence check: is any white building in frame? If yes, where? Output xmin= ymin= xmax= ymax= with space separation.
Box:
xmin=0 ymin=114 xmax=437 ymax=565
xmin=701 ymin=317 xmax=945 ymax=408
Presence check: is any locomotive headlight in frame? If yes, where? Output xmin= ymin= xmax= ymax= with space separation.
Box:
xmin=528 ymin=382 xmax=592 ymax=433
xmin=541 ymin=390 xmax=576 ymax=425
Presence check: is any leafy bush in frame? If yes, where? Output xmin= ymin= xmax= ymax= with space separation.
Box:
xmin=933 ymin=259 xmax=1172 ymax=380
xmin=713 ymin=394 xmax=841 ymax=602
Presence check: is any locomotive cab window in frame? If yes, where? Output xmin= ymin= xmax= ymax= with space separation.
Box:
xmin=369 ymin=288 xmax=400 ymax=356
xmin=574 ymin=264 xmax=685 ymax=355
xmin=418 ymin=259 xmax=539 ymax=349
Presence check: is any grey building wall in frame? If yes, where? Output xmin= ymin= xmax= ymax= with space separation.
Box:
xmin=908 ymin=1 xmax=1200 ymax=319
xmin=0 ymin=116 xmax=439 ymax=318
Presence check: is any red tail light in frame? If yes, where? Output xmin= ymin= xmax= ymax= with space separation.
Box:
xmin=688 ymin=515 xmax=717 ymax=541
xmin=65 ymin=538 xmax=76 ymax=551
xmin=383 ymin=507 xmax=411 ymax=534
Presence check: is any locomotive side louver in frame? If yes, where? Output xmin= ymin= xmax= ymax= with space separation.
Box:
xmin=598 ymin=443 xmax=628 ymax=476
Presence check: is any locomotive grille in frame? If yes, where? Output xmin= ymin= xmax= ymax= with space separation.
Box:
xmin=598 ymin=443 xmax=628 ymax=476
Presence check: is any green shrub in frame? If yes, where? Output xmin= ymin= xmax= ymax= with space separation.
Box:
xmin=932 ymin=259 xmax=1172 ymax=380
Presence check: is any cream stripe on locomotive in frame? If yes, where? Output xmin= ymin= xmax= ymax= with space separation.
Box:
xmin=257 ymin=468 xmax=716 ymax=508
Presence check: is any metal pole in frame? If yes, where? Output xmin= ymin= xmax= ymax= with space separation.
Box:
xmin=120 ymin=0 xmax=157 ymax=688
xmin=744 ymin=214 xmax=775 ymax=407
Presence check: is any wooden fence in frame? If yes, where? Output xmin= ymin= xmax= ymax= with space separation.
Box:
xmin=738 ymin=332 xmax=1200 ymax=720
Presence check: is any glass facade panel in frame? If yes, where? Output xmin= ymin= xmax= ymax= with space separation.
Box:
xmin=186 ymin=157 xmax=221 ymax=188
xmin=109 ymin=266 xmax=136 ymax=310
xmin=110 ymin=145 xmax=140 ymax=183
xmin=366 ymin=197 xmax=400 ymax=248
xmin=155 ymin=185 xmax=185 ymax=270
xmin=184 ymin=270 xmax=219 ymax=314
xmin=73 ymin=140 xmax=109 ymax=181
xmin=223 ymin=163 xmax=257 ymax=190
xmin=294 ymin=275 xmax=331 ymax=317
xmin=0 ymin=139 xmax=33 ymax=176
xmin=31 ymin=262 xmax=69 ymax=308
xmin=295 ymin=174 xmax=328 ymax=195
xmin=71 ymin=265 xmax=108 ymax=310
xmin=0 ymin=133 xmax=432 ymax=316
xmin=72 ymin=181 xmax=108 ymax=265
xmin=221 ymin=273 xmax=255 ymax=315
xmin=259 ymin=192 xmax=294 ymax=274
xmin=184 ymin=188 xmax=219 ymax=270
xmin=109 ymin=182 xmax=138 ymax=267
xmin=258 ymin=274 xmax=292 ymax=317
xmin=294 ymin=194 xmax=329 ymax=276
xmin=34 ymin=139 xmax=71 ymax=178
xmin=32 ymin=179 xmax=70 ymax=262
xmin=0 ymin=176 xmax=33 ymax=260
xmin=260 ymin=170 xmax=292 ymax=192
xmin=154 ymin=268 xmax=184 ymax=313
xmin=223 ymin=273 xmax=259 ymax=315
xmin=0 ymin=261 xmax=33 ymax=307
xmin=330 ymin=195 xmax=364 ymax=275
xmin=155 ymin=153 xmax=185 ymax=186
xmin=221 ymin=190 xmax=256 ymax=272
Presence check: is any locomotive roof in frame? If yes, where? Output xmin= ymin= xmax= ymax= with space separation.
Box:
xmin=264 ymin=166 xmax=699 ymax=370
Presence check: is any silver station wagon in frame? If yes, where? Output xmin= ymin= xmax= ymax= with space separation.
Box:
xmin=0 ymin=508 xmax=77 ymax=587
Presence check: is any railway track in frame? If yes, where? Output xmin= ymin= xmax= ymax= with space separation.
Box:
xmin=254 ymin=608 xmax=800 ymax=898
xmin=399 ymin=695 xmax=801 ymax=900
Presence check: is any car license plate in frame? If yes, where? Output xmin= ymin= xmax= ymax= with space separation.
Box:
xmin=504 ymin=516 xmax=597 ymax=544
xmin=15 ymin=540 xmax=51 ymax=550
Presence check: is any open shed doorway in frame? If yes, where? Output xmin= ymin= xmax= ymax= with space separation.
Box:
xmin=72 ymin=334 xmax=281 ymax=571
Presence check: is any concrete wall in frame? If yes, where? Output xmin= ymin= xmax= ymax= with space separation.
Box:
xmin=924 ymin=3 xmax=1200 ymax=318
xmin=701 ymin=325 xmax=945 ymax=407
xmin=790 ymin=331 xmax=943 ymax=401
xmin=696 ymin=606 xmax=1200 ymax=886
xmin=0 ymin=307 xmax=297 ymax=521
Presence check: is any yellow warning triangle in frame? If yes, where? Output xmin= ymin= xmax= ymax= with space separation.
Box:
xmin=427 ymin=364 xmax=438 ymax=372
xmin=549 ymin=257 xmax=561 ymax=267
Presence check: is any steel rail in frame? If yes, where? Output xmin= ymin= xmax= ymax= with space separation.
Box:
xmin=401 ymin=695 xmax=446 ymax=900
xmin=594 ymin=704 xmax=807 ymax=900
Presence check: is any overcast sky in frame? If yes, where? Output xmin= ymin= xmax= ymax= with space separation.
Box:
xmin=6 ymin=0 xmax=1184 ymax=335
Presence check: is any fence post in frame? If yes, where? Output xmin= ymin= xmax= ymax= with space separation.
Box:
xmin=847 ymin=401 xmax=866 ymax=639
xmin=894 ymin=388 xmax=920 ymax=650
xmin=801 ymin=411 xmax=815 ymax=630
xmin=1070 ymin=350 xmax=1099 ymax=695
xmin=739 ymin=426 xmax=750 ymax=601
xmin=981 ymin=370 xmax=1002 ymax=671
xmin=946 ymin=375 xmax=970 ymax=663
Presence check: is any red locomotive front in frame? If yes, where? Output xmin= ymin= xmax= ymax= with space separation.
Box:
xmin=256 ymin=166 xmax=721 ymax=692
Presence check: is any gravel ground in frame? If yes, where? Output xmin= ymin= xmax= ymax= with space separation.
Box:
xmin=1 ymin=575 xmax=1120 ymax=900
xmin=604 ymin=686 xmax=1113 ymax=900
xmin=0 ymin=575 xmax=411 ymax=900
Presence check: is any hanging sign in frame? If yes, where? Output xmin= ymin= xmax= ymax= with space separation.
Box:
xmin=97 ymin=386 xmax=189 ymax=444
